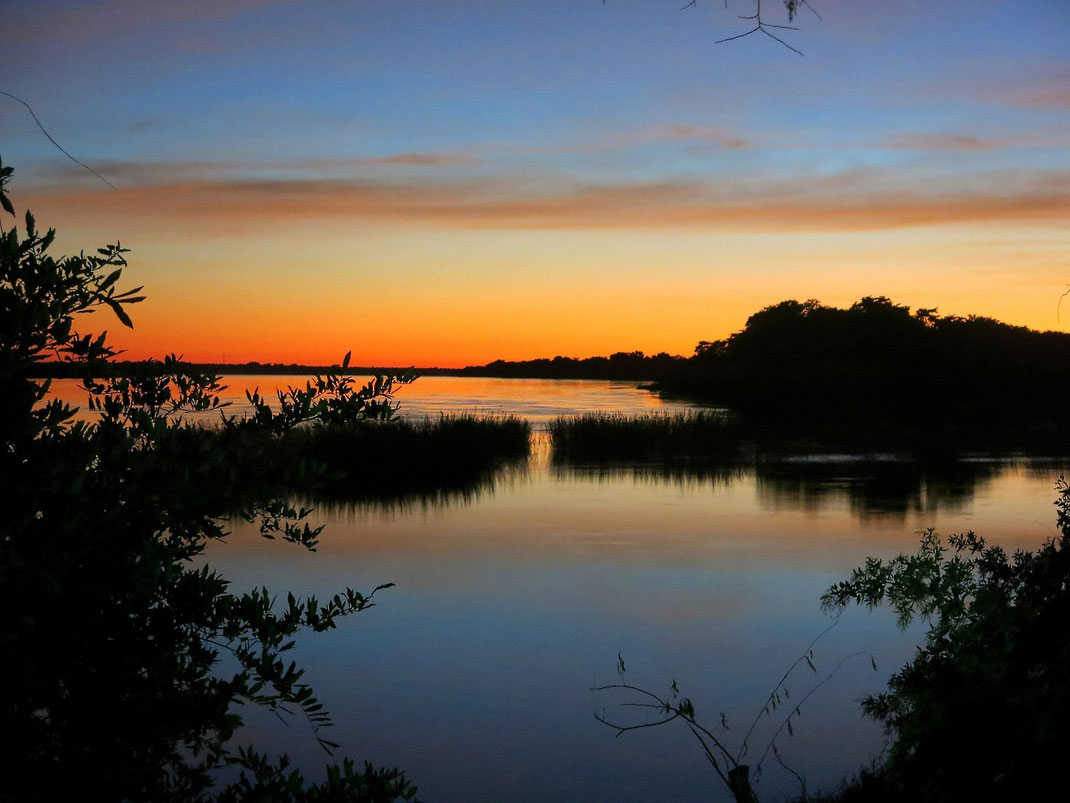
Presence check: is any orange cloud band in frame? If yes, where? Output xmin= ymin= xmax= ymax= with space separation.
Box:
xmin=22 ymin=171 xmax=1070 ymax=234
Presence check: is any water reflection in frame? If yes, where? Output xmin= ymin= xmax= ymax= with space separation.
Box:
xmin=307 ymin=459 xmax=532 ymax=515
xmin=44 ymin=374 xmax=700 ymax=427
xmin=552 ymin=460 xmax=746 ymax=490
xmin=211 ymin=451 xmax=1067 ymax=802
xmin=553 ymin=457 xmax=1070 ymax=523
xmin=755 ymin=459 xmax=996 ymax=521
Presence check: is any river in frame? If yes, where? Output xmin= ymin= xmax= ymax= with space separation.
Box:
xmin=48 ymin=375 xmax=1069 ymax=801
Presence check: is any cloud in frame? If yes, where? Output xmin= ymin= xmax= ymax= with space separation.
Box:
xmin=1016 ymin=88 xmax=1070 ymax=108
xmin=358 ymin=153 xmax=479 ymax=168
xmin=664 ymin=126 xmax=749 ymax=149
xmin=984 ymin=77 xmax=1070 ymax=109
xmin=887 ymin=133 xmax=997 ymax=152
xmin=35 ymin=152 xmax=479 ymax=186
xmin=22 ymin=167 xmax=1070 ymax=235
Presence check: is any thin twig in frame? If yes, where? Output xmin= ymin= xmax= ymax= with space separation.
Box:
xmin=687 ymin=722 xmax=731 ymax=788
xmin=715 ymin=26 xmax=762 ymax=45
xmin=755 ymin=651 xmax=870 ymax=772
xmin=771 ymin=742 xmax=807 ymax=799
xmin=737 ymin=617 xmax=839 ymax=762
xmin=593 ymin=709 xmax=682 ymax=735
xmin=592 ymin=682 xmax=735 ymax=765
xmin=759 ymin=26 xmax=803 ymax=55
xmin=0 ymin=90 xmax=117 ymax=189
xmin=707 ymin=0 xmax=807 ymax=55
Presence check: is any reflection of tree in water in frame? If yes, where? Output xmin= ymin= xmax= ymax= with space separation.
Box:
xmin=754 ymin=460 xmax=1041 ymax=521
xmin=551 ymin=456 xmax=1070 ymax=524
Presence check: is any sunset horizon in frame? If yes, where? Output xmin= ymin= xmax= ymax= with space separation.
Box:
xmin=3 ymin=1 xmax=1067 ymax=366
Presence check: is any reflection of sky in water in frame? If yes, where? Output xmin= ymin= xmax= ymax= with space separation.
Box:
xmin=45 ymin=374 xmax=702 ymax=428
xmin=47 ymin=376 xmax=1068 ymax=799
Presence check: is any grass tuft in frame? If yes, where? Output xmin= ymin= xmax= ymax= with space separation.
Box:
xmin=548 ymin=410 xmax=742 ymax=463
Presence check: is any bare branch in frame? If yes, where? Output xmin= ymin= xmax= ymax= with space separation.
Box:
xmin=715 ymin=26 xmax=762 ymax=45
xmin=690 ymin=0 xmax=813 ymax=55
xmin=759 ymin=26 xmax=804 ymax=55
xmin=593 ymin=710 xmax=682 ymax=735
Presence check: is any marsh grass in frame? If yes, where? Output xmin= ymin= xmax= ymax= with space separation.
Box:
xmin=285 ymin=413 xmax=531 ymax=500
xmin=548 ymin=410 xmax=743 ymax=463
xmin=157 ymin=413 xmax=531 ymax=505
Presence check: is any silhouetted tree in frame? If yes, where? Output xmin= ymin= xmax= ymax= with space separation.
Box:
xmin=659 ymin=296 xmax=1070 ymax=450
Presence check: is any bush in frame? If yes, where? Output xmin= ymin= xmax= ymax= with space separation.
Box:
xmin=0 ymin=157 xmax=416 ymax=801
xmin=822 ymin=479 xmax=1070 ymax=800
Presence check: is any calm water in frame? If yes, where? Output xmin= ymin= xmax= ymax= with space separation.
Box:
xmin=49 ymin=376 xmax=1070 ymax=800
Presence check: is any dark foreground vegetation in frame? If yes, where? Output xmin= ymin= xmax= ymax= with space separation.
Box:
xmin=815 ymin=478 xmax=1070 ymax=801
xmin=1 ymin=159 xmax=418 ymax=800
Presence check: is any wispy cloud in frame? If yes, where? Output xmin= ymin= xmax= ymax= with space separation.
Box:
xmin=981 ymin=71 xmax=1070 ymax=109
xmin=663 ymin=126 xmax=749 ymax=149
xmin=886 ymin=133 xmax=997 ymax=152
xmin=35 ymin=152 xmax=479 ymax=185
xmin=23 ymin=168 xmax=1070 ymax=235
xmin=1011 ymin=87 xmax=1070 ymax=109
xmin=358 ymin=152 xmax=479 ymax=168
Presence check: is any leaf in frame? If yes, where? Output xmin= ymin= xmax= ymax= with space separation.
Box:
xmin=342 ymin=350 xmax=352 ymax=369
xmin=99 ymin=268 xmax=122 ymax=291
xmin=0 ymin=191 xmax=13 ymax=215
xmin=105 ymin=297 xmax=134 ymax=328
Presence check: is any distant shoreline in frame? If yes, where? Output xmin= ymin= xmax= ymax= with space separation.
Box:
xmin=29 ymin=356 xmax=677 ymax=382
xmin=29 ymin=362 xmax=464 ymax=378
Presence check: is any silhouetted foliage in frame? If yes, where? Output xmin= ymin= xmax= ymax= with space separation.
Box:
xmin=821 ymin=480 xmax=1070 ymax=801
xmin=0 ymin=160 xmax=417 ymax=800
xmin=659 ymin=296 xmax=1070 ymax=451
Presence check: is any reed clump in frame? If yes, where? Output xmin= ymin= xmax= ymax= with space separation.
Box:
xmin=285 ymin=413 xmax=531 ymax=498
xmin=548 ymin=410 xmax=742 ymax=463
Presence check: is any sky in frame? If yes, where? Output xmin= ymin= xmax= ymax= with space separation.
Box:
xmin=2 ymin=0 xmax=1068 ymax=366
